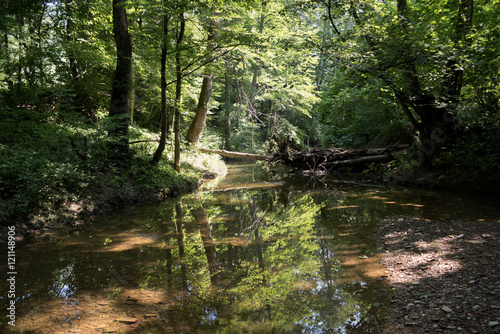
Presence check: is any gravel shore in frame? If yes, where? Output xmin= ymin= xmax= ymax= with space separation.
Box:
xmin=376 ymin=217 xmax=500 ymax=333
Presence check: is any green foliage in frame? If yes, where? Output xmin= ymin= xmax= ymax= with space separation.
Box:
xmin=0 ymin=105 xmax=88 ymax=223
xmin=0 ymin=0 xmax=499 ymax=226
xmin=210 ymin=0 xmax=321 ymax=152
xmin=432 ymin=114 xmax=500 ymax=194
xmin=316 ymin=70 xmax=413 ymax=148
xmin=0 ymin=104 xmax=225 ymax=226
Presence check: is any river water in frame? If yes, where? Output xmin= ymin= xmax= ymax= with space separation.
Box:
xmin=1 ymin=162 xmax=499 ymax=333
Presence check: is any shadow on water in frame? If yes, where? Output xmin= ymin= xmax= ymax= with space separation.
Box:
xmin=1 ymin=162 xmax=499 ymax=333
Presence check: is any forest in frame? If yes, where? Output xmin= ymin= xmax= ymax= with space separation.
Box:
xmin=0 ymin=0 xmax=499 ymax=227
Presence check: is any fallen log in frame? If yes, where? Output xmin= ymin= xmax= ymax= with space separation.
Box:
xmin=198 ymin=148 xmax=273 ymax=161
xmin=199 ymin=144 xmax=409 ymax=172
xmin=323 ymin=153 xmax=394 ymax=168
xmin=130 ymin=138 xmax=160 ymax=144
xmin=273 ymin=145 xmax=408 ymax=171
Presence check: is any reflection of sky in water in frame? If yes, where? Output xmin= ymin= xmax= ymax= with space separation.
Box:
xmin=200 ymin=307 xmax=218 ymax=325
xmin=298 ymin=274 xmax=371 ymax=332
xmin=51 ymin=264 xmax=76 ymax=299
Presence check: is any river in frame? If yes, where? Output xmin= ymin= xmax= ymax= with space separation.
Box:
xmin=1 ymin=162 xmax=499 ymax=333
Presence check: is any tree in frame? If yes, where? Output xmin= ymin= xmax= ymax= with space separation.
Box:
xmin=185 ymin=15 xmax=218 ymax=145
xmin=152 ymin=10 xmax=170 ymax=164
xmin=316 ymin=0 xmax=479 ymax=161
xmin=173 ymin=11 xmax=185 ymax=172
xmin=108 ymin=0 xmax=133 ymax=161
xmin=217 ymin=1 xmax=320 ymax=152
xmin=223 ymin=58 xmax=232 ymax=150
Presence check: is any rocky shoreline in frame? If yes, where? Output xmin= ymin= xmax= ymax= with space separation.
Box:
xmin=376 ymin=217 xmax=500 ymax=333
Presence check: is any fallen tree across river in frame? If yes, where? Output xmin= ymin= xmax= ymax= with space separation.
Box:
xmin=197 ymin=148 xmax=273 ymax=161
xmin=275 ymin=146 xmax=409 ymax=171
xmin=198 ymin=145 xmax=409 ymax=172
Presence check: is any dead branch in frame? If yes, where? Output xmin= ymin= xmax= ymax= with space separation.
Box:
xmin=198 ymin=148 xmax=273 ymax=161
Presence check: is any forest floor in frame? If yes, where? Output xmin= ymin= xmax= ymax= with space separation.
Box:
xmin=376 ymin=217 xmax=500 ymax=333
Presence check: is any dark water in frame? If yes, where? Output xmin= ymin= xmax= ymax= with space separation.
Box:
xmin=1 ymin=163 xmax=499 ymax=333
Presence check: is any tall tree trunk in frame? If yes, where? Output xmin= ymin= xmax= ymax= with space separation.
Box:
xmin=129 ymin=47 xmax=135 ymax=124
xmin=186 ymin=73 xmax=214 ymax=144
xmin=249 ymin=13 xmax=265 ymax=110
xmin=224 ymin=59 xmax=232 ymax=150
xmin=186 ymin=18 xmax=218 ymax=144
xmin=152 ymin=14 xmax=170 ymax=164
xmin=109 ymin=0 xmax=132 ymax=161
xmin=174 ymin=13 xmax=185 ymax=172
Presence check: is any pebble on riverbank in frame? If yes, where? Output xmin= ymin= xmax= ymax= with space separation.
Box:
xmin=376 ymin=217 xmax=500 ymax=334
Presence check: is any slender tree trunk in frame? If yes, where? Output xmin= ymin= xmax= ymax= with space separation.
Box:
xmin=152 ymin=14 xmax=170 ymax=164
xmin=186 ymin=18 xmax=218 ymax=144
xmin=249 ymin=13 xmax=265 ymax=109
xmin=109 ymin=0 xmax=132 ymax=161
xmin=16 ymin=19 xmax=22 ymax=95
xmin=4 ymin=27 xmax=15 ymax=106
xmin=174 ymin=13 xmax=185 ymax=172
xmin=123 ymin=14 xmax=135 ymax=125
xmin=65 ymin=0 xmax=77 ymax=81
xmin=186 ymin=73 xmax=214 ymax=144
xmin=174 ymin=63 xmax=182 ymax=172
xmin=224 ymin=59 xmax=232 ymax=150
xmin=129 ymin=48 xmax=135 ymax=124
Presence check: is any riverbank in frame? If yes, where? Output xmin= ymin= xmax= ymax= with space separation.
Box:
xmin=384 ymin=166 xmax=500 ymax=198
xmin=0 ymin=107 xmax=229 ymax=242
xmin=1 ymin=148 xmax=227 ymax=245
xmin=376 ymin=217 xmax=500 ymax=333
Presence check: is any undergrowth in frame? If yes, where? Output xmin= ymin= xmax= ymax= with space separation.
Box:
xmin=0 ymin=106 xmax=225 ymax=227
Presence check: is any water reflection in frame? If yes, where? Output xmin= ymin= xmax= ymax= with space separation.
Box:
xmin=1 ymin=163 xmax=499 ymax=333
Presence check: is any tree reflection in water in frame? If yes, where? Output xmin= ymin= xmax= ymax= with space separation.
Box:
xmin=136 ymin=183 xmax=389 ymax=333
xmin=4 ymin=166 xmax=413 ymax=333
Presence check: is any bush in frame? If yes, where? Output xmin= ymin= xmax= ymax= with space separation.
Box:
xmin=0 ymin=106 xmax=224 ymax=226
xmin=315 ymin=70 xmax=413 ymax=148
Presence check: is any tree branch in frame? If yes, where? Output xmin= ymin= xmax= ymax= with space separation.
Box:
xmin=130 ymin=139 xmax=160 ymax=144
xmin=326 ymin=0 xmax=343 ymax=39
xmin=165 ymin=44 xmax=243 ymax=87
